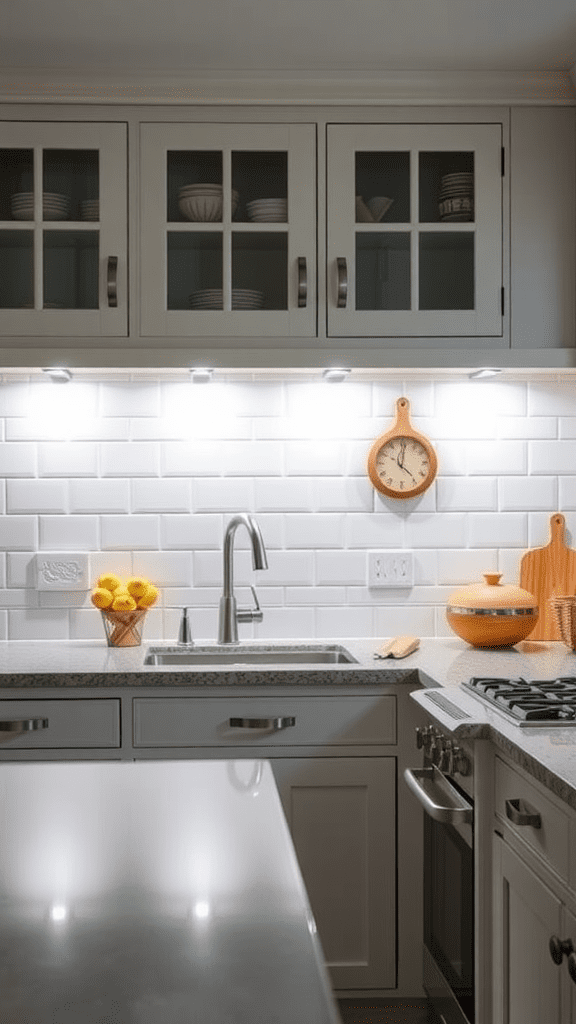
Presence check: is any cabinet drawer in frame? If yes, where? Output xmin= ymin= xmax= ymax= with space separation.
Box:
xmin=133 ymin=695 xmax=396 ymax=748
xmin=0 ymin=699 xmax=121 ymax=749
xmin=494 ymin=756 xmax=570 ymax=881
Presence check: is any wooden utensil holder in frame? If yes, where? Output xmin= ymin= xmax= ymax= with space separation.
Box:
xmin=101 ymin=609 xmax=147 ymax=647
xmin=549 ymin=596 xmax=576 ymax=650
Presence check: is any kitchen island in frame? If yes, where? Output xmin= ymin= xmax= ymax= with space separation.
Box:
xmin=0 ymin=757 xmax=341 ymax=1024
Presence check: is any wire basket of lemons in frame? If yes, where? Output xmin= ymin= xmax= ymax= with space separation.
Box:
xmin=91 ymin=574 xmax=159 ymax=647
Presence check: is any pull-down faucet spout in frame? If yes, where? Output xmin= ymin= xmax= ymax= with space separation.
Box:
xmin=218 ymin=513 xmax=268 ymax=644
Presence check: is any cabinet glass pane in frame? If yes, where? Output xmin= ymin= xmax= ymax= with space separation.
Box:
xmin=419 ymin=152 xmax=474 ymax=223
xmin=0 ymin=230 xmax=34 ymax=307
xmin=232 ymin=152 xmax=288 ymax=223
xmin=232 ymin=232 xmax=287 ymax=310
xmin=167 ymin=151 xmax=223 ymax=223
xmin=43 ymin=150 xmax=99 ymax=222
xmin=167 ymin=231 xmax=222 ymax=310
xmin=1 ymin=150 xmax=34 ymax=221
xmin=355 ymin=152 xmax=409 ymax=224
xmin=43 ymin=231 xmax=99 ymax=309
xmin=356 ymin=233 xmax=410 ymax=310
xmin=419 ymin=232 xmax=474 ymax=310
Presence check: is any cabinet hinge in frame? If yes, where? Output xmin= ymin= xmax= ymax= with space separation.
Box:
xmin=501 ymin=287 xmax=505 ymax=316
xmin=501 ymin=147 xmax=505 ymax=176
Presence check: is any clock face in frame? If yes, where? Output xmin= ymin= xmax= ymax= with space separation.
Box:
xmin=375 ymin=436 xmax=432 ymax=494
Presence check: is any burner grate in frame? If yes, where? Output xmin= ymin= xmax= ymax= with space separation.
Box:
xmin=461 ymin=676 xmax=576 ymax=725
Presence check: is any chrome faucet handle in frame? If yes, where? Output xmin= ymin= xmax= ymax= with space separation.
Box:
xmin=178 ymin=607 xmax=193 ymax=646
xmin=237 ymin=585 xmax=264 ymax=624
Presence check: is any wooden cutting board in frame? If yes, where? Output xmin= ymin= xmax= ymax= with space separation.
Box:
xmin=519 ymin=513 xmax=576 ymax=640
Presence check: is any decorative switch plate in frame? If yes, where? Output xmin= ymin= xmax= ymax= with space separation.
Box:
xmin=34 ymin=553 xmax=90 ymax=591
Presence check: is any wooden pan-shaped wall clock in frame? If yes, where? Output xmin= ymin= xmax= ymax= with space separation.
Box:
xmin=367 ymin=397 xmax=438 ymax=499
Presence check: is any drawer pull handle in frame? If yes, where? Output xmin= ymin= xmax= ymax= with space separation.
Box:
xmin=0 ymin=718 xmax=49 ymax=735
xmin=550 ymin=935 xmax=574 ymax=965
xmin=336 ymin=257 xmax=348 ymax=308
xmin=505 ymin=798 xmax=541 ymax=828
xmin=229 ymin=716 xmax=296 ymax=731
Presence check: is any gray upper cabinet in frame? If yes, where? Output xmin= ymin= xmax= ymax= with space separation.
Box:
xmin=0 ymin=104 xmax=573 ymax=367
xmin=139 ymin=122 xmax=317 ymax=338
xmin=0 ymin=121 xmax=128 ymax=338
xmin=327 ymin=122 xmax=503 ymax=343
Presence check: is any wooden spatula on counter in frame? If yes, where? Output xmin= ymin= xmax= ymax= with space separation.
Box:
xmin=519 ymin=512 xmax=576 ymax=640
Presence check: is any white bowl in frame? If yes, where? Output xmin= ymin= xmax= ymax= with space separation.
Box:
xmin=179 ymin=194 xmax=222 ymax=221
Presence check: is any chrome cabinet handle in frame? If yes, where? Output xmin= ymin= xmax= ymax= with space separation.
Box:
xmin=0 ymin=718 xmax=49 ymax=734
xmin=229 ymin=717 xmax=296 ymax=731
xmin=505 ymin=798 xmax=542 ymax=829
xmin=297 ymin=256 xmax=307 ymax=307
xmin=107 ymin=256 xmax=118 ymax=307
xmin=550 ymin=936 xmax=574 ymax=965
xmin=336 ymin=257 xmax=348 ymax=308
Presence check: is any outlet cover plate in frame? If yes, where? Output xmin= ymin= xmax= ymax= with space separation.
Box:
xmin=35 ymin=553 xmax=90 ymax=591
xmin=368 ymin=551 xmax=414 ymax=588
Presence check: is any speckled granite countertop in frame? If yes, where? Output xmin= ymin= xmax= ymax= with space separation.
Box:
xmin=1 ymin=636 xmax=576 ymax=810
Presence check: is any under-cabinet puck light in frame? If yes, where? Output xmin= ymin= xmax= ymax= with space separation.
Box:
xmin=42 ymin=367 xmax=72 ymax=383
xmin=322 ymin=367 xmax=351 ymax=382
xmin=189 ymin=368 xmax=214 ymax=383
xmin=468 ymin=367 xmax=502 ymax=380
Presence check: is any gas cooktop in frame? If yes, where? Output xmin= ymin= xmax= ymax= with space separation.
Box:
xmin=461 ymin=676 xmax=576 ymax=726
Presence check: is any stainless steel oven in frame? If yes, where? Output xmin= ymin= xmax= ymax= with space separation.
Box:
xmin=405 ymin=725 xmax=474 ymax=1024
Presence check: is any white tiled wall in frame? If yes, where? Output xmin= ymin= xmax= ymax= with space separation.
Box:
xmin=0 ymin=373 xmax=575 ymax=643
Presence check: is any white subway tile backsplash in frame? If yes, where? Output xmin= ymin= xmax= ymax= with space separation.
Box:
xmin=284 ymin=514 xmax=345 ymax=549
xmin=530 ymin=440 xmax=576 ymax=475
xmin=38 ymin=442 xmax=98 ymax=477
xmin=499 ymin=475 xmax=557 ymax=511
xmin=0 ymin=373 xmax=572 ymax=640
xmin=131 ymin=478 xmax=191 ymax=513
xmin=316 ymin=550 xmax=366 ymax=586
xmin=437 ymin=477 xmax=497 ymax=511
xmin=70 ymin=479 xmax=130 ymax=514
xmin=7 ymin=480 xmax=67 ymax=515
xmin=100 ymin=515 xmax=159 ymax=550
xmin=39 ymin=516 xmax=99 ymax=551
xmin=100 ymin=442 xmax=159 ymax=477
xmin=468 ymin=512 xmax=528 ymax=548
xmin=0 ymin=442 xmax=36 ymax=476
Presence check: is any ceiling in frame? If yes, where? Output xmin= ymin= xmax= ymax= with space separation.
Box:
xmin=2 ymin=0 xmax=576 ymax=75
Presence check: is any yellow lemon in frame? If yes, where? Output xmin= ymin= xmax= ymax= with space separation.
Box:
xmin=91 ymin=587 xmax=113 ymax=609
xmin=111 ymin=593 xmax=137 ymax=612
xmin=126 ymin=577 xmax=149 ymax=599
xmin=137 ymin=584 xmax=159 ymax=609
xmin=97 ymin=573 xmax=123 ymax=593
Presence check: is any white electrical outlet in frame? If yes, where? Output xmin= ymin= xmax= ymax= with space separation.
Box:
xmin=34 ymin=553 xmax=90 ymax=591
xmin=368 ymin=551 xmax=414 ymax=588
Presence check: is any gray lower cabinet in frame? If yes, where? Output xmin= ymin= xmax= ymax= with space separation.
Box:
xmin=0 ymin=698 xmax=121 ymax=752
xmin=132 ymin=692 xmax=397 ymax=992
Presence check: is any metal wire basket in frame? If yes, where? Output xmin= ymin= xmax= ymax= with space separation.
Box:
xmin=549 ymin=596 xmax=576 ymax=649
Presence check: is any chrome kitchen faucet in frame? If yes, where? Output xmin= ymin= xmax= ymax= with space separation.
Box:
xmin=218 ymin=513 xmax=269 ymax=644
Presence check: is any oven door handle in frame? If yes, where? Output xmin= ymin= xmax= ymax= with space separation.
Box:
xmin=404 ymin=766 xmax=473 ymax=825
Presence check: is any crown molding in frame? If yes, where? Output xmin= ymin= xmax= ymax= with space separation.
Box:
xmin=0 ymin=67 xmax=574 ymax=105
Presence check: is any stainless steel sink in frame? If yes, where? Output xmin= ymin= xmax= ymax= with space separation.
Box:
xmin=144 ymin=644 xmax=358 ymax=667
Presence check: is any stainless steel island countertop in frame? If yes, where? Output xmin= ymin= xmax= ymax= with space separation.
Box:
xmin=0 ymin=758 xmax=341 ymax=1024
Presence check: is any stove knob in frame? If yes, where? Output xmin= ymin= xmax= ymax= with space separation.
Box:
xmin=439 ymin=739 xmax=453 ymax=773
xmin=452 ymin=746 xmax=471 ymax=777
xmin=416 ymin=726 xmax=433 ymax=751
xmin=430 ymin=731 xmax=443 ymax=766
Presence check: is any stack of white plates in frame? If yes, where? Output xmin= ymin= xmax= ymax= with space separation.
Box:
xmin=80 ymin=199 xmax=100 ymax=221
xmin=438 ymin=173 xmax=474 ymax=222
xmin=189 ymin=288 xmax=264 ymax=310
xmin=246 ymin=198 xmax=287 ymax=222
xmin=11 ymin=192 xmax=70 ymax=221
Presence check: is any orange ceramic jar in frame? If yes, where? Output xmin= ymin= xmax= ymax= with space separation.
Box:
xmin=446 ymin=573 xmax=539 ymax=648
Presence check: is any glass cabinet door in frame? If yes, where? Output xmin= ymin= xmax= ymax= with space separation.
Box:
xmin=327 ymin=123 xmax=502 ymax=341
xmin=140 ymin=123 xmax=316 ymax=338
xmin=0 ymin=122 xmax=127 ymax=337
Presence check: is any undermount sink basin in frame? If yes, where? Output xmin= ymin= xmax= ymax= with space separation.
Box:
xmin=144 ymin=644 xmax=358 ymax=667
